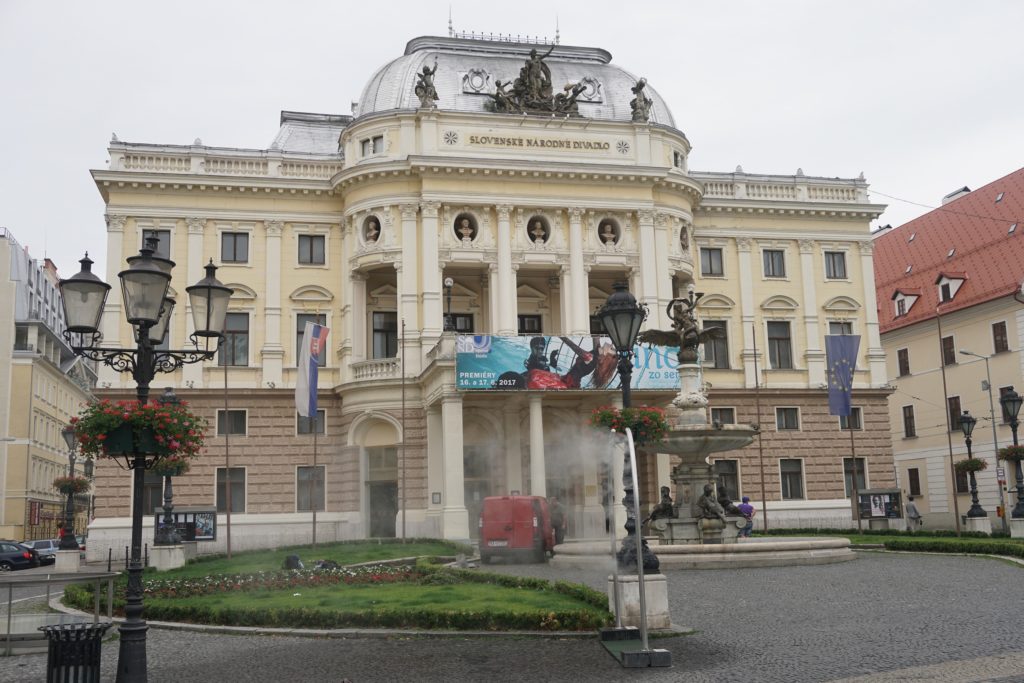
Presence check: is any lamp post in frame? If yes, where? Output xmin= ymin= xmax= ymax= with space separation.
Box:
xmin=59 ymin=238 xmax=231 ymax=683
xmin=443 ymin=277 xmax=454 ymax=332
xmin=153 ymin=387 xmax=181 ymax=546
xmin=596 ymin=282 xmax=658 ymax=572
xmin=59 ymin=426 xmax=80 ymax=550
xmin=959 ymin=350 xmax=1008 ymax=531
xmin=999 ymin=387 xmax=1024 ymax=517
xmin=960 ymin=411 xmax=987 ymax=518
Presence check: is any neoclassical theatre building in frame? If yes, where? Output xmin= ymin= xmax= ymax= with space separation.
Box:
xmin=86 ymin=34 xmax=893 ymax=557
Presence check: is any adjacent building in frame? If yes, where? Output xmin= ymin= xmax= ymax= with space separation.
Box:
xmin=85 ymin=33 xmax=893 ymax=558
xmin=0 ymin=227 xmax=96 ymax=541
xmin=874 ymin=167 xmax=1024 ymax=530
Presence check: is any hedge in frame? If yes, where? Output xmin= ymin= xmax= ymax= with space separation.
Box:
xmin=882 ymin=538 xmax=1024 ymax=559
xmin=761 ymin=527 xmax=1014 ymax=540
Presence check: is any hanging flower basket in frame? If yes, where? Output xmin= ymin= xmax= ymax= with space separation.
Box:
xmin=70 ymin=399 xmax=208 ymax=462
xmin=589 ymin=406 xmax=669 ymax=446
xmin=151 ymin=455 xmax=191 ymax=477
xmin=998 ymin=445 xmax=1024 ymax=462
xmin=954 ymin=457 xmax=988 ymax=474
xmin=53 ymin=476 xmax=91 ymax=496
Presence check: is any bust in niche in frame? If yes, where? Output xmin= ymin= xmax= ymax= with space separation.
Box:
xmin=457 ymin=217 xmax=475 ymax=242
xmin=364 ymin=219 xmax=380 ymax=243
xmin=600 ymin=222 xmax=618 ymax=245
xmin=679 ymin=227 xmax=689 ymax=250
xmin=530 ymin=220 xmax=547 ymax=244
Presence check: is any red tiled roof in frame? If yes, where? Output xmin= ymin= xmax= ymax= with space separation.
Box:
xmin=933 ymin=271 xmax=967 ymax=284
xmin=874 ymin=167 xmax=1024 ymax=334
xmin=890 ymin=288 xmax=921 ymax=300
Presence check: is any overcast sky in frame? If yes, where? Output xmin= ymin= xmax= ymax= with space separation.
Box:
xmin=2 ymin=0 xmax=1022 ymax=278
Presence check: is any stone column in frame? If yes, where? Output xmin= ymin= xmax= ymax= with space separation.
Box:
xmin=557 ymin=267 xmax=570 ymax=334
xmin=503 ymin=403 xmax=523 ymax=494
xmin=799 ymin=239 xmax=825 ymax=385
xmin=420 ymin=202 xmax=443 ymax=343
xmin=100 ymin=214 xmax=125 ymax=368
xmin=529 ymin=395 xmax=546 ymax=497
xmin=399 ymin=202 xmax=421 ymax=334
xmin=182 ymin=217 xmax=206 ymax=388
xmin=495 ymin=204 xmax=516 ymax=335
xmin=350 ymin=272 xmax=368 ymax=363
xmin=425 ymin=405 xmax=443 ymax=536
xmin=487 ymin=265 xmax=499 ymax=334
xmin=441 ymin=395 xmax=469 ymax=539
xmin=636 ymin=210 xmax=661 ymax=325
xmin=568 ymin=207 xmax=587 ymax=334
xmin=262 ymin=219 xmax=284 ymax=387
xmin=580 ymin=428 xmax=606 ymax=538
xmin=736 ymin=237 xmax=758 ymax=388
xmin=654 ymin=212 xmax=675 ymax=328
xmin=859 ymin=240 xmax=888 ymax=387
xmin=339 ymin=217 xmax=354 ymax=380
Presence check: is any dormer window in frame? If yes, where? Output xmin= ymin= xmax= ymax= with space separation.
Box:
xmin=935 ymin=273 xmax=966 ymax=303
xmin=892 ymin=289 xmax=920 ymax=317
xmin=940 ymin=282 xmax=952 ymax=302
xmin=896 ymin=299 xmax=906 ymax=316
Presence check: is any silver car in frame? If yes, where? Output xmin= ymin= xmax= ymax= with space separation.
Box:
xmin=20 ymin=539 xmax=59 ymax=565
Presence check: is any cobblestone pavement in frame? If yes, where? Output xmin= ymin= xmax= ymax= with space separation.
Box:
xmin=1 ymin=551 xmax=1022 ymax=682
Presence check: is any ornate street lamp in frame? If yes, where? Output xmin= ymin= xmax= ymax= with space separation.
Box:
xmin=999 ymin=387 xmax=1024 ymax=517
xmin=960 ymin=411 xmax=987 ymax=518
xmin=443 ymin=276 xmax=454 ymax=332
xmin=59 ymin=426 xmax=80 ymax=550
xmin=597 ymin=282 xmax=657 ymax=572
xmin=59 ymin=236 xmax=231 ymax=683
xmin=153 ymin=387 xmax=181 ymax=547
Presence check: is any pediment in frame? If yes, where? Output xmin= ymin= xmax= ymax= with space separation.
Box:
xmin=698 ymin=293 xmax=736 ymax=309
xmin=760 ymin=295 xmax=799 ymax=311
xmin=822 ymin=296 xmax=861 ymax=312
xmin=228 ymin=283 xmax=258 ymax=301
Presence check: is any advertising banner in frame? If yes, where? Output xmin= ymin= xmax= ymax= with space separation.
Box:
xmin=455 ymin=335 xmax=681 ymax=391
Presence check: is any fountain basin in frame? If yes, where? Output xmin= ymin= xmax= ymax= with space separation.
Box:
xmin=655 ymin=424 xmax=757 ymax=457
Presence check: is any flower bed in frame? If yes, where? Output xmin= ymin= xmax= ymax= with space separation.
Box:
xmin=144 ymin=565 xmax=421 ymax=599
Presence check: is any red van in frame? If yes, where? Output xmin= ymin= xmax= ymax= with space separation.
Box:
xmin=478 ymin=495 xmax=555 ymax=564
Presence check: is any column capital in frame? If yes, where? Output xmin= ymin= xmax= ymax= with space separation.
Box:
xmin=105 ymin=214 xmax=127 ymax=232
xmin=735 ymin=236 xmax=753 ymax=252
xmin=637 ymin=209 xmax=655 ymax=224
xmin=798 ymin=238 xmax=816 ymax=254
xmin=265 ymin=219 xmax=283 ymax=237
xmin=495 ymin=204 xmax=513 ymax=221
xmin=857 ymin=240 xmax=874 ymax=255
xmin=420 ymin=201 xmax=441 ymax=218
xmin=400 ymin=203 xmax=419 ymax=220
xmin=655 ymin=211 xmax=673 ymax=228
xmin=568 ymin=207 xmax=585 ymax=222
xmin=186 ymin=217 xmax=207 ymax=234
xmin=350 ymin=271 xmax=369 ymax=282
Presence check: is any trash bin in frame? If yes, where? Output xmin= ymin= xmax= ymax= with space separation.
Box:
xmin=39 ymin=622 xmax=112 ymax=683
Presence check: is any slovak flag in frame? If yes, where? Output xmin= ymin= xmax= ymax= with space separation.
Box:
xmin=295 ymin=321 xmax=329 ymax=418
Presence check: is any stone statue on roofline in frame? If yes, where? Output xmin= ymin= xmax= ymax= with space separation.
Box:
xmin=630 ymin=77 xmax=652 ymax=122
xmin=415 ymin=59 xmax=439 ymax=108
xmin=486 ymin=45 xmax=586 ymax=116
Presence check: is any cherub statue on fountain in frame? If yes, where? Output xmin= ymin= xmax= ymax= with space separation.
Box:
xmin=637 ymin=286 xmax=724 ymax=363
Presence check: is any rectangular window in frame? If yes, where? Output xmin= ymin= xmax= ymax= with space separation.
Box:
xmin=711 ymin=407 xmax=736 ymax=425
xmin=518 ymin=315 xmax=542 ymax=335
xmin=908 ymin=467 xmax=922 ymax=496
xmin=902 ymin=405 xmax=916 ymax=437
xmin=767 ymin=321 xmax=793 ymax=369
xmin=221 ymin=232 xmax=249 ymax=263
xmin=589 ymin=315 xmax=606 ymax=335
xmin=218 ymin=312 xmax=249 ymax=367
xmin=839 ymin=406 xmax=863 ymax=430
xmin=297 ymin=410 xmax=326 ymax=435
xmin=372 ymin=312 xmax=398 ymax=359
xmin=763 ymin=249 xmax=786 ymax=278
xmin=829 ymin=321 xmax=853 ymax=336
xmin=702 ymin=320 xmax=729 ymax=369
xmin=825 ymin=251 xmax=847 ymax=279
xmin=940 ymin=282 xmax=952 ymax=302
xmin=142 ymin=471 xmax=164 ymax=516
xmin=941 ymin=336 xmax=956 ymax=366
xmin=217 ymin=409 xmax=247 ymax=436
xmin=897 ymin=348 xmax=910 ymax=376
xmin=142 ymin=229 xmax=171 ymax=259
xmin=1000 ymin=386 xmax=1016 ymax=422
xmin=993 ymin=321 xmax=1009 ymax=354
xmin=297 ymin=313 xmax=327 ymax=367
xmin=776 ymin=407 xmax=799 ymax=430
xmin=947 ymin=396 xmax=962 ymax=432
xmin=714 ymin=459 xmax=739 ymax=500
xmin=360 ymin=135 xmax=384 ymax=156
xmin=896 ymin=299 xmax=906 ymax=316
xmin=297 ymin=465 xmax=325 ymax=512
xmin=843 ymin=457 xmax=867 ymax=497
xmin=780 ymin=459 xmax=804 ymax=500
xmin=452 ymin=313 xmax=474 ymax=334
xmin=700 ymin=247 xmax=724 ymax=276
xmin=298 ymin=234 xmax=325 ymax=265
xmin=216 ymin=467 xmax=245 ymax=513
xmin=955 ymin=468 xmax=969 ymax=494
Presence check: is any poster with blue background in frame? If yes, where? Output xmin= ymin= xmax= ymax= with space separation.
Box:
xmin=455 ymin=335 xmax=680 ymax=391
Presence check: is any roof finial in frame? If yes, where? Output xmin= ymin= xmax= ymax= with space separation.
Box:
xmin=448 ymin=5 xmax=453 ymax=37
xmin=555 ymin=15 xmax=560 ymax=45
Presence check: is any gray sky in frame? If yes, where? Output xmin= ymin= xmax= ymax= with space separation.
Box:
xmin=2 ymin=0 xmax=1022 ymax=278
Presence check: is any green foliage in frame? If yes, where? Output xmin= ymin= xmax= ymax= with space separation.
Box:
xmin=954 ymin=457 xmax=988 ymax=474
xmin=882 ymin=538 xmax=1024 ymax=559
xmin=998 ymin=445 xmax=1024 ymax=462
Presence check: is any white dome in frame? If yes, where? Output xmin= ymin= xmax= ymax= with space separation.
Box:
xmin=357 ymin=36 xmax=676 ymax=128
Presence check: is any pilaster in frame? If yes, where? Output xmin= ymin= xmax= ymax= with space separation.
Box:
xmin=529 ymin=395 xmax=546 ymax=497
xmin=496 ymin=204 xmax=515 ymax=335
xmin=262 ymin=219 xmax=284 ymax=387
xmin=858 ymin=240 xmax=887 ymax=387
xmin=736 ymin=236 xmax=758 ymax=387
xmin=182 ymin=217 xmax=207 ymax=388
xmin=799 ymin=239 xmax=825 ymax=385
xmin=441 ymin=394 xmax=469 ymax=539
xmin=568 ymin=207 xmax=587 ymax=334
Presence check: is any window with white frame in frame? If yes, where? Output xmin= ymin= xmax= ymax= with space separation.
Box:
xmin=221 ymin=232 xmax=249 ymax=263
xmin=702 ymin=321 xmax=729 ymax=369
xmin=142 ymin=229 xmax=171 ymax=259
xmin=700 ymin=247 xmax=724 ymax=276
xmin=216 ymin=467 xmax=245 ymax=513
xmin=298 ymin=234 xmax=325 ymax=265
xmin=776 ymin=407 xmax=799 ymax=430
xmin=361 ymin=135 xmax=384 ymax=156
xmin=829 ymin=321 xmax=853 ymax=336
xmin=711 ymin=407 xmax=736 ymax=425
xmin=767 ymin=321 xmax=793 ymax=369
xmin=372 ymin=312 xmax=398 ymax=359
xmin=763 ymin=249 xmax=786 ymax=278
xmin=296 ymin=410 xmax=325 ymax=435
xmin=824 ymin=251 xmax=847 ymax=279
xmin=839 ymin=406 xmax=862 ymax=430
xmin=297 ymin=465 xmax=325 ymax=512
xmin=216 ymin=409 xmax=246 ymax=436
xmin=843 ymin=457 xmax=867 ymax=497
xmin=780 ymin=459 xmax=804 ymax=500
xmin=296 ymin=313 xmax=327 ymax=367
xmin=218 ymin=312 xmax=249 ymax=367
xmin=714 ymin=459 xmax=739 ymax=500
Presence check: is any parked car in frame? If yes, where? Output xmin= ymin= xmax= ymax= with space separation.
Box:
xmin=20 ymin=539 xmax=59 ymax=565
xmin=478 ymin=495 xmax=555 ymax=564
xmin=0 ymin=541 xmax=41 ymax=571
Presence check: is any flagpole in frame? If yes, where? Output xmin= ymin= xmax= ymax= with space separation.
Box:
xmin=312 ymin=413 xmax=318 ymax=549
xmin=849 ymin=421 xmax=862 ymax=532
xmin=223 ymin=350 xmax=232 ymax=559
xmin=751 ymin=323 xmax=768 ymax=531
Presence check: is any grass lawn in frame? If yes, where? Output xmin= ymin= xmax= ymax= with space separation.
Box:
xmin=159 ymin=540 xmax=462 ymax=579
xmin=149 ymin=581 xmax=596 ymax=615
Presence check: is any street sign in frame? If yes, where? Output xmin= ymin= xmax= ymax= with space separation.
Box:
xmin=997 ymin=467 xmax=1006 ymax=479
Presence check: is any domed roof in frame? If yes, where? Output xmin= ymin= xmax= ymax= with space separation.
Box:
xmin=356 ymin=36 xmax=675 ymax=128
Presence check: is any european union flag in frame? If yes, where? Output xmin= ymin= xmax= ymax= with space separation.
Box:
xmin=826 ymin=334 xmax=860 ymax=416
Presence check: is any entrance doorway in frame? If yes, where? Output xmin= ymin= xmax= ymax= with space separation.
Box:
xmin=463 ymin=445 xmax=493 ymax=539
xmin=368 ymin=482 xmax=397 ymax=537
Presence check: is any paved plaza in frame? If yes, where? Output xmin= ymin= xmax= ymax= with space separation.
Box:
xmin=1 ymin=551 xmax=1022 ymax=682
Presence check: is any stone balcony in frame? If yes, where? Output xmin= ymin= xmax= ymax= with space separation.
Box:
xmin=350 ymin=357 xmax=402 ymax=381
